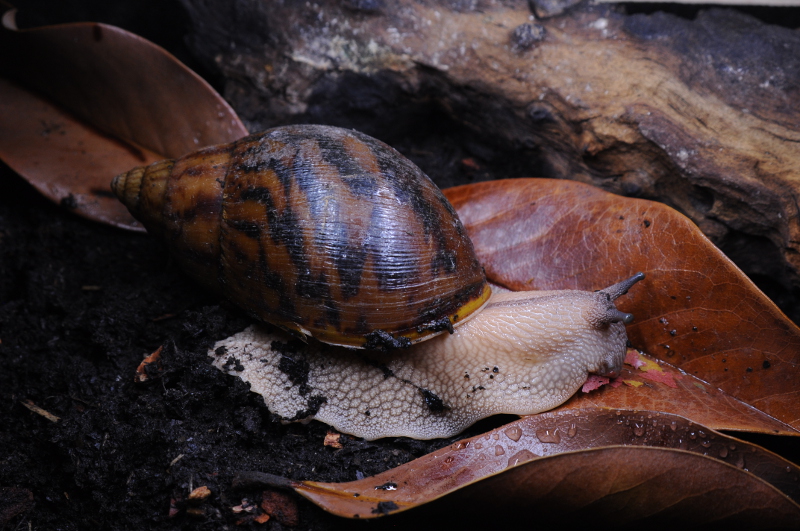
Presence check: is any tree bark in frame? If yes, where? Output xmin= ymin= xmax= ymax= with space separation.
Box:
xmin=180 ymin=0 xmax=800 ymax=321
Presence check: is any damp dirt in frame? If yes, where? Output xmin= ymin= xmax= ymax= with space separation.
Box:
xmin=0 ymin=166 xmax=513 ymax=529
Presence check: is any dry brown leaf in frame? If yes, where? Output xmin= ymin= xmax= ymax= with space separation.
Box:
xmin=0 ymin=78 xmax=161 ymax=230
xmin=0 ymin=9 xmax=247 ymax=229
xmin=389 ymin=448 xmax=800 ymax=528
xmin=444 ymin=178 xmax=800 ymax=431
xmin=241 ymin=410 xmax=799 ymax=523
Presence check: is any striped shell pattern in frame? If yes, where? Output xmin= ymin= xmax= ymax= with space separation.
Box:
xmin=112 ymin=125 xmax=491 ymax=348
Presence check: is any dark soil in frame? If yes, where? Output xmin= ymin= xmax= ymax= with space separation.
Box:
xmin=1 ymin=162 xmax=522 ymax=529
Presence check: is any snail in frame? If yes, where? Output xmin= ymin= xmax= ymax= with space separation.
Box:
xmin=112 ymin=124 xmax=644 ymax=440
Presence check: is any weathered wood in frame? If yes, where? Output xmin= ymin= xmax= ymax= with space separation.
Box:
xmin=180 ymin=0 xmax=800 ymax=320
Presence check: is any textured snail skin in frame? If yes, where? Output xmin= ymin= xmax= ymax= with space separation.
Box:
xmin=211 ymin=274 xmax=643 ymax=440
xmin=112 ymin=125 xmax=489 ymax=348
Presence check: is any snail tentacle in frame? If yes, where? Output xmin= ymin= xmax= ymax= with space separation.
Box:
xmin=600 ymin=272 xmax=646 ymax=301
xmin=606 ymin=308 xmax=635 ymax=325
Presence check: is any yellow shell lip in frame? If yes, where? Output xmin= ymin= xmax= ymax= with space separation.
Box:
xmin=294 ymin=281 xmax=493 ymax=349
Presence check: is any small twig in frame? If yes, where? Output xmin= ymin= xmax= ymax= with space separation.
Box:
xmin=20 ymin=399 xmax=60 ymax=423
xmin=168 ymin=453 xmax=185 ymax=469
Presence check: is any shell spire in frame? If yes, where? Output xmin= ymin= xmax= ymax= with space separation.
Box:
xmin=113 ymin=159 xmax=176 ymax=235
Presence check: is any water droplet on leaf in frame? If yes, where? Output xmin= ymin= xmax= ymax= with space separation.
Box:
xmin=535 ymin=428 xmax=561 ymax=444
xmin=506 ymin=449 xmax=537 ymax=468
xmin=504 ymin=426 xmax=523 ymax=442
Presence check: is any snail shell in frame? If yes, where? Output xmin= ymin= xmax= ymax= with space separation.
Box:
xmin=112 ymin=125 xmax=490 ymax=348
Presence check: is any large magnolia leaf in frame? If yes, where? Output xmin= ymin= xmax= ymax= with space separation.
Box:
xmin=444 ymin=179 xmax=800 ymax=432
xmin=0 ymin=9 xmax=248 ymax=230
xmin=237 ymin=410 xmax=800 ymax=524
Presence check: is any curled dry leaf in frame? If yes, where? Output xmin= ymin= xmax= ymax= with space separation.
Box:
xmin=444 ymin=178 xmax=800 ymax=431
xmin=400 ymin=448 xmax=800 ymax=528
xmin=0 ymin=9 xmax=247 ymax=230
xmin=237 ymin=410 xmax=800 ymax=523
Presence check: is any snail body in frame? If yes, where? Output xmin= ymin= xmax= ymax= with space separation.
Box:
xmin=113 ymin=124 xmax=644 ymax=439
xmin=212 ymin=276 xmax=641 ymax=440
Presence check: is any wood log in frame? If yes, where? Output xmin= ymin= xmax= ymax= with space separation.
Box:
xmin=180 ymin=0 xmax=800 ymax=321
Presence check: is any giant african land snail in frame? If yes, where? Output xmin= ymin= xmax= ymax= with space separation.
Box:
xmin=113 ymin=124 xmax=643 ymax=439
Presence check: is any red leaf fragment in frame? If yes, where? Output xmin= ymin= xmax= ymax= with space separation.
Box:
xmin=639 ymin=369 xmax=679 ymax=388
xmin=626 ymin=349 xmax=681 ymax=388
xmin=625 ymin=348 xmax=646 ymax=369
xmin=581 ymin=375 xmax=609 ymax=393
xmin=168 ymin=498 xmax=179 ymax=518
